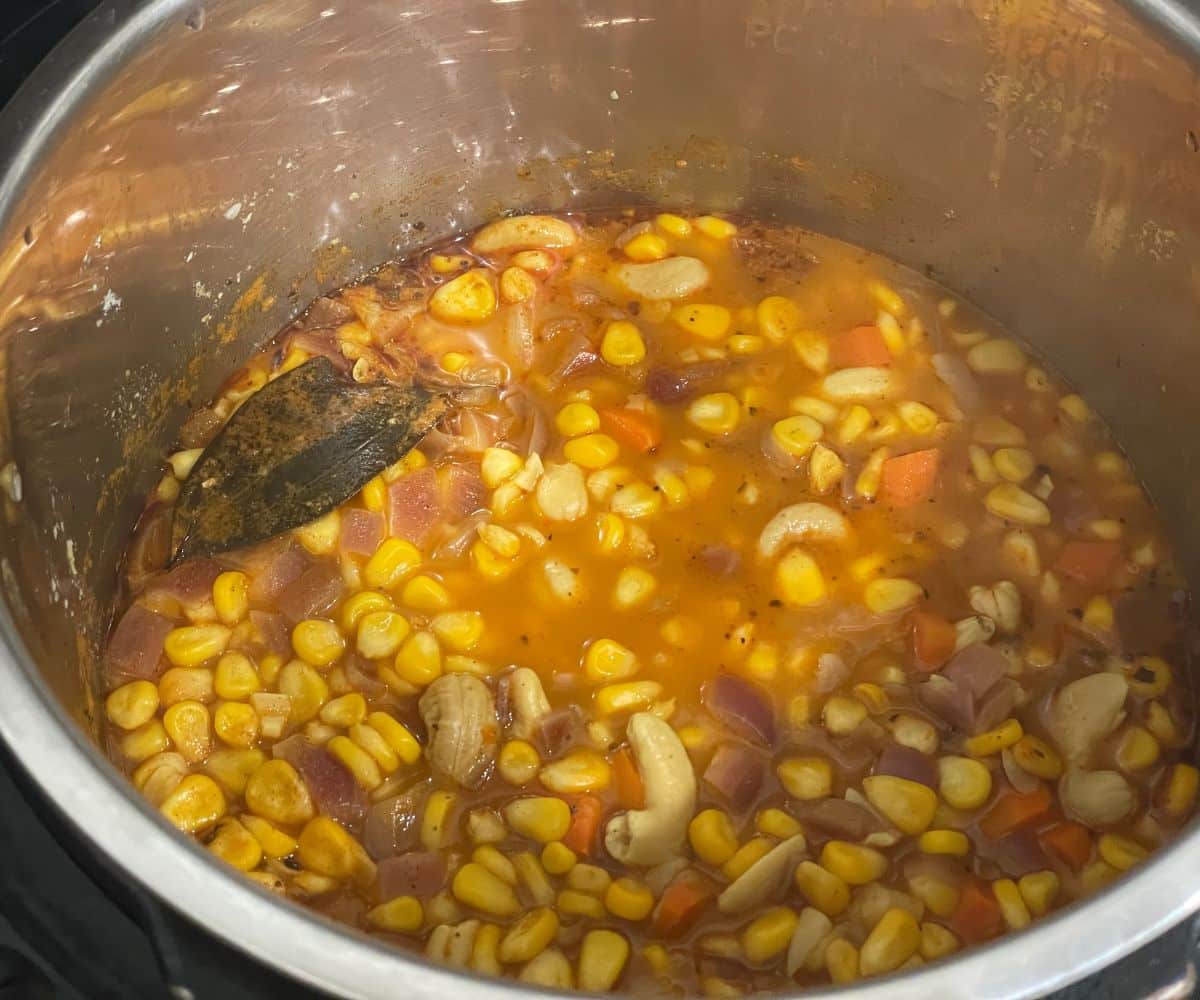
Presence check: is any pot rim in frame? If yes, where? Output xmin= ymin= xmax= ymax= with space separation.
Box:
xmin=0 ymin=1 xmax=1198 ymax=997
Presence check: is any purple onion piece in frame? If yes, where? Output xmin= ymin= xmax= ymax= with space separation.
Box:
xmin=702 ymin=743 xmax=765 ymax=812
xmin=874 ymin=743 xmax=937 ymax=788
xmin=703 ymin=674 xmax=776 ymax=747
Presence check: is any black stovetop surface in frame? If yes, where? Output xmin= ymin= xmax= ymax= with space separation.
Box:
xmin=0 ymin=2 xmax=1196 ymax=997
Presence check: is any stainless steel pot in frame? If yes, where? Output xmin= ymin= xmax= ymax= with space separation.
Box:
xmin=0 ymin=0 xmax=1198 ymax=996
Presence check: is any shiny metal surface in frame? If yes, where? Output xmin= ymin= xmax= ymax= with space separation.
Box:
xmin=0 ymin=0 xmax=1198 ymax=996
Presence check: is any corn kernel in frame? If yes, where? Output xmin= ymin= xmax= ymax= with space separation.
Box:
xmin=355 ymin=609 xmax=410 ymax=660
xmin=158 ymin=666 xmax=215 ymax=706
xmin=694 ymin=215 xmax=737 ymax=239
xmin=162 ymin=700 xmax=211 ymax=763
xmin=894 ymin=402 xmax=936 ymax=436
xmin=163 ymin=624 xmax=231 ymax=668
xmin=585 ymin=638 xmax=638 ymax=682
xmin=600 ymin=320 xmax=647 ymax=367
xmin=495 ymin=907 xmax=559 ymax=965
xmin=687 ymin=392 xmax=741 ymax=435
xmin=394 ymin=630 xmax=442 ymax=687
xmin=1147 ymin=702 xmax=1181 ymax=747
xmin=652 ymin=467 xmax=689 ymax=507
xmin=577 ymin=929 xmax=630 ymax=991
xmin=722 ymin=838 xmax=774 ymax=881
xmin=430 ymin=269 xmax=496 ymax=324
xmin=623 ymin=232 xmax=669 ymax=262
xmin=595 ymin=681 xmax=663 ymax=716
xmin=1116 ymin=726 xmax=1160 ymax=772
xmin=610 ymin=481 xmax=663 ymax=520
xmin=918 ymin=829 xmax=969 ymax=856
xmin=1082 ymin=595 xmax=1114 ymax=631
xmin=559 ymin=888 xmax=606 ymax=919
xmin=756 ymin=808 xmax=803 ymax=840
xmin=836 ymin=404 xmax=873 ymax=445
xmin=360 ymin=475 xmax=387 ymax=512
xmin=539 ymin=749 xmax=611 ymax=795
xmin=291 ymin=619 xmax=345 ymax=669
xmin=863 ymin=578 xmax=923 ymax=615
xmin=688 ymin=809 xmax=739 ymax=866
xmin=364 ymin=537 xmax=421 ymax=589
xmin=855 ymin=446 xmax=889 ymax=500
xmin=471 ymin=540 xmax=518 ymax=580
xmin=297 ymin=815 xmax=376 ymax=888
xmin=398 ymin=574 xmax=450 ymax=613
xmin=992 ymin=878 xmax=1031 ymax=930
xmin=727 ymin=333 xmax=765 ymax=355
xmin=611 ymin=566 xmax=656 ymax=611
xmin=565 ymin=432 xmax=620 ymax=469
xmin=964 ymin=718 xmax=1024 ymax=757
xmin=822 ymin=695 xmax=866 ymax=736
xmin=1058 ymin=393 xmax=1091 ymax=423
xmin=1011 ymin=735 xmax=1063 ymax=780
xmin=794 ymin=861 xmax=850 ymax=917
xmin=338 ymin=590 xmax=389 ymax=632
xmin=777 ymin=757 xmax=832 ymax=801
xmin=106 ymin=680 xmax=159 ymax=731
xmin=504 ymin=796 xmax=571 ymax=843
xmin=499 ymin=265 xmax=537 ymax=304
xmin=604 ymin=877 xmax=654 ymax=921
xmin=863 ymin=775 xmax=938 ymax=834
xmin=367 ymin=895 xmax=424 ymax=934
xmin=770 ymin=415 xmax=823 ymax=460
xmin=319 ymin=692 xmax=367 ymax=728
xmin=277 ymin=660 xmax=329 ymax=723
xmin=774 ymin=548 xmax=827 ymax=607
xmin=937 ymin=756 xmax=993 ymax=810
xmin=985 ymin=484 xmax=1051 ymax=526
xmin=426 ymin=611 xmax=482 ymax=653
xmin=206 ymin=816 xmax=263 ymax=872
xmin=160 ymin=773 xmax=226 ymax=834
xmin=671 ymin=303 xmax=732 ymax=342
xmin=1097 ymin=833 xmax=1147 ymax=871
xmin=826 ymin=939 xmax=859 ymax=984
xmin=739 ymin=906 xmax=797 ymax=965
xmin=480 ymin=447 xmax=523 ymax=490
xmin=749 ymin=295 xmax=800 ymax=344
xmin=541 ymin=841 xmax=577 ymax=875
xmin=1012 ymin=871 xmax=1059 ymax=920
xmin=820 ymin=841 xmax=888 ymax=885
xmin=860 ymin=908 xmax=920 ymax=976
xmin=655 ymin=213 xmax=691 ymax=237
xmin=327 ymin=734 xmax=382 ymax=790
xmin=420 ymin=789 xmax=458 ymax=850
xmin=556 ymin=402 xmax=600 ymax=437
xmin=212 ymin=701 xmax=259 ymax=748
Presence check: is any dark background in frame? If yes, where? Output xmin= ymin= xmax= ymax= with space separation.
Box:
xmin=0 ymin=1 xmax=1196 ymax=997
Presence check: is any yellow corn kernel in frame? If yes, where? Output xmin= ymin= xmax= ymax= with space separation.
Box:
xmin=918 ymin=829 xmax=970 ymax=856
xmin=497 ymin=907 xmax=559 ymax=965
xmin=211 ymin=653 xmax=259 ymax=703
xmin=295 ymin=508 xmax=342 ymax=555
xmin=990 ymin=447 xmax=1034 ymax=484
xmin=167 ymin=447 xmax=204 ymax=480
xmin=821 ymin=841 xmax=888 ymax=886
xmin=291 ymin=619 xmax=345 ymax=669
xmin=770 ymin=415 xmax=823 ymax=459
xmin=609 ymin=481 xmax=662 ymax=521
xmin=692 ymin=214 xmax=735 ymax=239
xmin=160 ymin=773 xmax=226 ymax=834
xmin=105 ymin=680 xmax=159 ymax=731
xmin=963 ymin=718 xmax=1024 ymax=757
xmin=687 ymin=392 xmax=741 ymax=435
xmin=320 ymin=691 xmax=367 ymax=728
xmin=822 ymin=695 xmax=867 ymax=736
xmin=612 ymin=566 xmax=657 ymax=611
xmin=855 ymin=446 xmax=889 ymax=500
xmin=893 ymin=401 xmax=936 ymax=435
xmin=212 ymin=701 xmax=259 ymax=748
xmin=743 ymin=641 xmax=779 ymax=681
xmin=903 ymin=876 xmax=958 ymax=921
xmin=623 ymin=232 xmax=669 ymax=262
xmin=359 ymin=476 xmax=387 ymax=513
xmin=1147 ymin=701 xmax=1181 ymax=747
xmin=277 ymin=660 xmax=329 ymax=723
xmin=852 ymin=682 xmax=888 ymax=715
xmin=585 ymin=638 xmax=638 ymax=682
xmin=499 ymin=265 xmax=537 ymax=304
xmin=1116 ymin=726 xmax=1160 ymax=772
xmin=158 ymin=666 xmax=216 ymax=707
xmin=985 ymin=484 xmax=1051 ymax=526
xmin=556 ymin=402 xmax=600 ymax=437
xmin=754 ymin=808 xmax=802 ymax=841
xmin=206 ymin=817 xmax=263 ymax=872
xmin=207 ymin=571 xmax=250 ymax=627
xmin=162 ymin=700 xmax=211 ymax=763
xmin=688 ymin=809 xmax=739 ymax=866
xmin=722 ymin=838 xmax=774 ymax=881
xmin=393 ymin=631 xmax=442 ymax=687
xmin=541 ymin=840 xmax=577 ymax=875
xmin=670 ymin=303 xmax=732 ymax=342
xmin=918 ymin=921 xmax=959 ymax=961
xmin=1098 ymin=833 xmax=1148 ymax=871
xmin=578 ymin=929 xmax=630 ymax=991
xmin=346 ymin=722 xmax=397 ymax=772
xmin=163 ymin=624 xmax=231 ymax=668
xmin=595 ymin=681 xmax=663 ymax=716
xmin=504 ymin=797 xmax=571 ymax=843
xmin=794 ymin=861 xmax=850 ymax=917
xmin=440 ymin=350 xmax=471 ymax=373
xmin=863 ymin=775 xmax=938 ymax=834
xmin=1017 ymin=871 xmax=1060 ymax=917
xmin=1012 ymin=734 xmax=1063 ymax=780
xmin=367 ymin=895 xmax=424 ymax=934
xmin=559 ymin=888 xmax=606 ymax=919
xmin=739 ymin=906 xmax=797 ymax=965
xmin=471 ymin=540 xmax=519 ymax=580
xmin=642 ymin=943 xmax=671 ymax=976
xmin=1128 ymin=655 xmax=1172 ymax=698
xmin=327 ymin=735 xmax=382 ymax=790
xmin=1081 ymin=595 xmax=1113 ymax=632
xmin=565 ymin=432 xmax=620 ymax=470
xmin=992 ymin=878 xmax=1031 ymax=930
xmin=430 ymin=269 xmax=496 ymax=324
xmin=430 ymin=252 xmax=470 ymax=274
xmin=297 ymin=815 xmax=376 ymax=887
xmin=600 ymin=320 xmax=647 ymax=367
xmin=860 ymin=907 xmax=920 ymax=976
xmin=1057 ymin=392 xmax=1091 ymax=423
xmin=826 ymin=938 xmax=859 ymax=985
xmin=237 ymin=814 xmax=296 ymax=859
xmin=540 ymin=750 xmax=611 ymax=795
xmin=355 ymin=609 xmax=410 ymax=660
xmin=401 ymin=574 xmax=452 ymax=612
xmin=364 ymin=538 xmax=422 ymax=590
xmin=473 ymin=845 xmax=519 ymax=887
xmin=497 ymin=739 xmax=541 ymax=786
xmin=339 ymin=592 xmax=390 ymax=634
xmin=277 ymin=346 xmax=309 ymax=375
xmin=595 ymin=513 xmax=627 ymax=558
xmin=726 ymin=333 xmax=764 ymax=355
xmin=966 ymin=445 xmax=998 ymax=484
xmin=655 ymin=213 xmax=692 ymax=237
xmin=777 ymin=757 xmax=832 ymax=801
xmin=863 ymin=577 xmax=923 ymax=616
xmin=567 ymin=864 xmax=612 ymax=897
xmin=479 ymin=523 xmax=521 ymax=559
xmin=428 ymin=611 xmax=482 ymax=653
xmin=651 ymin=467 xmax=689 ymax=508
xmin=132 ymin=751 xmax=187 ymax=805
xmin=774 ymin=548 xmax=827 ymax=607
xmin=938 ymin=755 xmax=993 ymax=809
xmin=605 ymin=877 xmax=654 ymax=921
xmin=834 ymin=404 xmax=871 ymax=446
xmin=481 ymin=449 xmax=526 ymax=492
xmin=419 ymin=789 xmax=458 ymax=850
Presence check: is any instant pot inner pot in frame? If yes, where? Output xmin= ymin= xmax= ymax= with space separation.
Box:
xmin=0 ymin=0 xmax=1197 ymax=992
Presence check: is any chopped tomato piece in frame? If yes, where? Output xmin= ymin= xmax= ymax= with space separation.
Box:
xmin=1039 ymin=822 xmax=1093 ymax=869
xmin=1054 ymin=540 xmax=1122 ymax=587
xmin=912 ymin=609 xmax=958 ymax=671
xmin=880 ymin=448 xmax=941 ymax=508
xmin=829 ymin=324 xmax=891 ymax=369
xmin=599 ymin=407 xmax=663 ymax=453
xmin=562 ymin=795 xmax=604 ymax=855
xmin=950 ymin=879 xmax=1005 ymax=944
xmin=978 ymin=787 xmax=1053 ymax=839
xmin=612 ymin=748 xmax=645 ymax=810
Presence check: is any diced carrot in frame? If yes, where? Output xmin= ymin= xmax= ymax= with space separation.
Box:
xmin=950 ymin=879 xmax=1005 ymax=944
xmin=829 ymin=324 xmax=891 ymax=369
xmin=880 ymin=448 xmax=941 ymax=508
xmin=599 ymin=407 xmax=663 ymax=453
xmin=1039 ymin=822 xmax=1093 ymax=870
xmin=912 ymin=609 xmax=957 ymax=671
xmin=652 ymin=874 xmax=712 ymax=938
xmin=611 ymin=748 xmax=645 ymax=810
xmin=562 ymin=794 xmax=604 ymax=855
xmin=978 ymin=786 xmax=1053 ymax=839
xmin=1054 ymin=540 xmax=1122 ymax=587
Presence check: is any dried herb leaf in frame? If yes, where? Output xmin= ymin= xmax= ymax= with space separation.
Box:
xmin=171 ymin=357 xmax=448 ymax=561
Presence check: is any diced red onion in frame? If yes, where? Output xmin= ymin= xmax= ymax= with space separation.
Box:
xmin=942 ymin=644 xmax=1010 ymax=701
xmin=973 ymin=678 xmax=1023 ymax=735
xmin=276 ymin=562 xmax=345 ymax=624
xmin=645 ymin=361 xmax=729 ymax=404
xmin=789 ymin=798 xmax=885 ymax=840
xmin=241 ymin=540 xmax=309 ymax=604
xmin=386 ymin=467 xmax=440 ymax=545
xmin=974 ymin=828 xmax=1048 ymax=878
xmin=702 ymin=743 xmax=765 ymax=812
xmin=917 ymin=674 xmax=975 ymax=733
xmin=694 ymin=545 xmax=741 ymax=577
xmin=104 ymin=603 xmax=174 ymax=681
xmin=376 ymin=851 xmax=447 ymax=899
xmin=931 ymin=353 xmax=981 ymax=414
xmin=274 ymin=735 xmax=366 ymax=830
xmin=534 ymin=706 xmax=584 ymax=759
xmin=247 ymin=610 xmax=290 ymax=656
xmin=874 ymin=743 xmax=937 ymax=788
xmin=339 ymin=508 xmax=385 ymax=558
xmin=703 ymin=674 xmax=776 ymax=747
